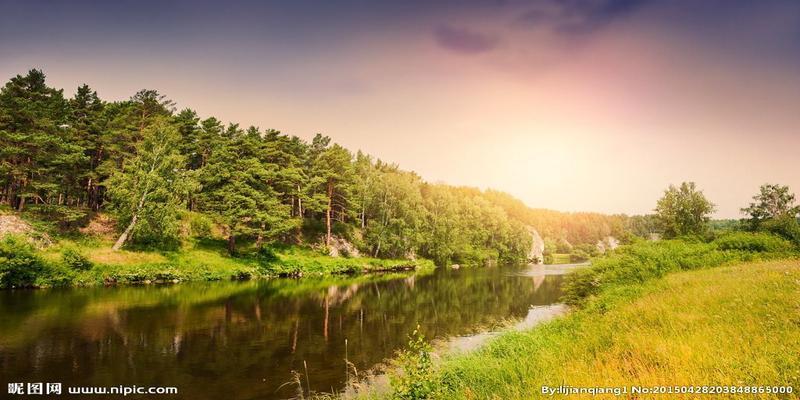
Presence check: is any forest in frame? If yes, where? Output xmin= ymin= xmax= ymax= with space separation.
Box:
xmin=0 ymin=69 xmax=629 ymax=272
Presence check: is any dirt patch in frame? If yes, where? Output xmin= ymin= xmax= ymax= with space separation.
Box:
xmin=79 ymin=213 xmax=117 ymax=240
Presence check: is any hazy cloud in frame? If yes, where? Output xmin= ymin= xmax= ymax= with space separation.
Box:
xmin=434 ymin=25 xmax=500 ymax=54
xmin=516 ymin=0 xmax=651 ymax=34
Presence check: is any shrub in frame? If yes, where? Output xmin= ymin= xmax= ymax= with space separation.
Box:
xmin=570 ymin=244 xmax=598 ymax=262
xmin=569 ymin=250 xmax=590 ymax=263
xmin=185 ymin=211 xmax=214 ymax=238
xmin=0 ymin=235 xmax=48 ymax=288
xmin=390 ymin=327 xmax=442 ymax=400
xmin=713 ymin=232 xmax=793 ymax=252
xmin=42 ymin=263 xmax=76 ymax=287
xmin=62 ymin=247 xmax=94 ymax=271
xmin=760 ymin=216 xmax=800 ymax=246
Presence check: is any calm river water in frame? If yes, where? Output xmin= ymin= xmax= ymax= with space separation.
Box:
xmin=0 ymin=265 xmax=564 ymax=399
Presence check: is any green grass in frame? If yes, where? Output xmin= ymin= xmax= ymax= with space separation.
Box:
xmin=360 ymin=234 xmax=800 ymax=400
xmin=549 ymin=253 xmax=572 ymax=264
xmin=1 ymin=234 xmax=434 ymax=288
xmin=378 ymin=260 xmax=800 ymax=399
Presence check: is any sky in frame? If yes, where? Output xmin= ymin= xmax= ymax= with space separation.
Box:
xmin=1 ymin=0 xmax=799 ymax=218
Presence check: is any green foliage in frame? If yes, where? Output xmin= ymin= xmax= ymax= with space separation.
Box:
xmin=61 ymin=246 xmax=93 ymax=271
xmin=562 ymin=232 xmax=794 ymax=306
xmin=390 ymin=327 xmax=442 ymax=400
xmin=197 ymin=124 xmax=297 ymax=254
xmin=106 ymin=119 xmax=190 ymax=247
xmin=34 ymin=204 xmax=88 ymax=228
xmin=0 ymin=235 xmax=47 ymax=288
xmin=184 ymin=211 xmax=214 ymax=238
xmin=713 ymin=231 xmax=794 ymax=253
xmin=569 ymin=243 xmax=598 ymax=263
xmin=741 ymin=183 xmax=799 ymax=229
xmin=483 ymin=190 xmax=631 ymax=245
xmin=655 ymin=182 xmax=715 ymax=238
xmin=760 ymin=216 xmax=800 ymax=245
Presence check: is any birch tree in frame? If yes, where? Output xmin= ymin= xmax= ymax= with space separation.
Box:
xmin=107 ymin=119 xmax=188 ymax=249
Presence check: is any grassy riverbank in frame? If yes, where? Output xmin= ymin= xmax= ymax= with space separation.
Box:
xmin=0 ymin=235 xmax=434 ymax=288
xmin=374 ymin=233 xmax=800 ymax=400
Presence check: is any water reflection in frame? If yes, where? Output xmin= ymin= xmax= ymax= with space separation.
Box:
xmin=0 ymin=265 xmax=563 ymax=399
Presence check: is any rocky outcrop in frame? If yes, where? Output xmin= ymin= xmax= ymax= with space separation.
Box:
xmin=327 ymin=236 xmax=361 ymax=258
xmin=527 ymin=226 xmax=545 ymax=264
xmin=0 ymin=214 xmax=33 ymax=237
xmin=0 ymin=213 xmax=52 ymax=246
xmin=596 ymin=236 xmax=620 ymax=254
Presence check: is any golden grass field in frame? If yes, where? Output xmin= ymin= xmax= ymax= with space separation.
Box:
xmin=412 ymin=260 xmax=800 ymax=399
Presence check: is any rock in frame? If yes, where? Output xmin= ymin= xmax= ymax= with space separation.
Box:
xmin=326 ymin=236 xmax=361 ymax=258
xmin=527 ymin=226 xmax=545 ymax=265
xmin=596 ymin=236 xmax=620 ymax=254
xmin=0 ymin=214 xmax=33 ymax=237
xmin=0 ymin=213 xmax=52 ymax=247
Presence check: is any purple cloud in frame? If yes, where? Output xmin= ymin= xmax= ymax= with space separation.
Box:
xmin=434 ymin=25 xmax=499 ymax=54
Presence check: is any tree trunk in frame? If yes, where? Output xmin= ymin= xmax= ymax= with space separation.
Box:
xmin=16 ymin=196 xmax=25 ymax=212
xmin=326 ymin=181 xmax=333 ymax=246
xmin=255 ymin=223 xmax=265 ymax=249
xmin=227 ymin=234 xmax=236 ymax=255
xmin=297 ymin=185 xmax=303 ymax=217
xmin=323 ymin=295 xmax=329 ymax=342
xmin=112 ymin=188 xmax=150 ymax=250
xmin=361 ymin=207 xmax=365 ymax=229
xmin=112 ymin=213 xmax=138 ymax=251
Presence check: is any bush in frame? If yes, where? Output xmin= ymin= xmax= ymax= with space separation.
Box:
xmin=570 ymin=249 xmax=591 ymax=263
xmin=390 ymin=327 xmax=442 ymax=400
xmin=760 ymin=216 xmax=800 ymax=246
xmin=570 ymin=244 xmax=599 ymax=262
xmin=185 ymin=211 xmax=214 ymax=238
xmin=62 ymin=247 xmax=94 ymax=271
xmin=714 ymin=232 xmax=793 ymax=252
xmin=0 ymin=235 xmax=48 ymax=288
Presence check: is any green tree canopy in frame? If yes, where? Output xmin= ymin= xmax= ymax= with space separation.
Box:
xmin=107 ymin=119 xmax=190 ymax=249
xmin=741 ymin=184 xmax=799 ymax=228
xmin=655 ymin=182 xmax=715 ymax=238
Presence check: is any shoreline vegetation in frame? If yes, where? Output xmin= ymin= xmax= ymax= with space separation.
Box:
xmin=346 ymin=234 xmax=800 ymax=400
xmin=0 ymin=69 xmax=644 ymax=289
xmin=0 ymin=227 xmax=436 ymax=288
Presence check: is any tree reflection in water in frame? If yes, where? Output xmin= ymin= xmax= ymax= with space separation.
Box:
xmin=0 ymin=265 xmax=563 ymax=400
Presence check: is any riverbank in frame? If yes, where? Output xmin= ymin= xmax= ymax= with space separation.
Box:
xmin=406 ymin=259 xmax=799 ymax=399
xmin=0 ymin=235 xmax=435 ymax=288
xmin=362 ymin=232 xmax=799 ymax=400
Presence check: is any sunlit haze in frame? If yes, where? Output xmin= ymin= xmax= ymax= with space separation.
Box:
xmin=2 ymin=0 xmax=798 ymax=218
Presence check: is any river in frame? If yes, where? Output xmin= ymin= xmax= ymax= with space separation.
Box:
xmin=0 ymin=264 xmax=566 ymax=399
